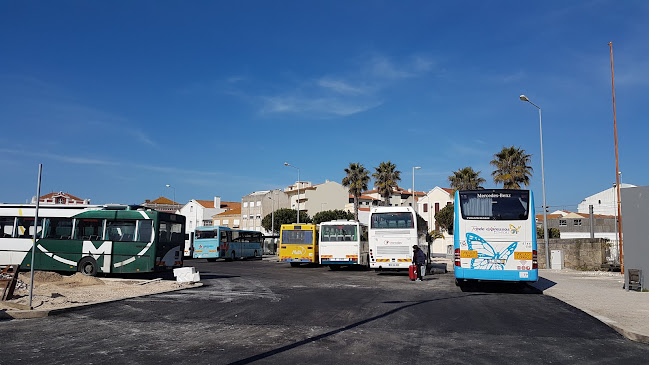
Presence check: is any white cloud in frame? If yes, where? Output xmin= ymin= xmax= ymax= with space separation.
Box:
xmin=252 ymin=53 xmax=437 ymax=118
xmin=261 ymin=95 xmax=381 ymax=117
xmin=316 ymin=78 xmax=369 ymax=95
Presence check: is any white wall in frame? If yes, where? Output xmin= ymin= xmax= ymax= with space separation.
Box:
xmin=577 ymin=184 xmax=636 ymax=216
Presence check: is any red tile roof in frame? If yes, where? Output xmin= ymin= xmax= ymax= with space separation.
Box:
xmin=150 ymin=196 xmax=176 ymax=204
xmin=39 ymin=191 xmax=83 ymax=201
xmin=216 ymin=206 xmax=242 ymax=216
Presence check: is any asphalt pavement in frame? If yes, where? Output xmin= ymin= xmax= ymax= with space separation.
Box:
xmin=3 ymin=257 xmax=648 ymax=346
xmin=435 ymin=256 xmax=649 ymax=344
xmin=530 ymin=268 xmax=649 ymax=343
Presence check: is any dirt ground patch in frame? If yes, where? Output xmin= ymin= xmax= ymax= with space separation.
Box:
xmin=1 ymin=271 xmax=199 ymax=312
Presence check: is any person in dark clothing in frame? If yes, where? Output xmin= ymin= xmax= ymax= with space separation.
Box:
xmin=412 ymin=245 xmax=426 ymax=281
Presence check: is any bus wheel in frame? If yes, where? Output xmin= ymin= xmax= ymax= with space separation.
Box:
xmin=231 ymin=251 xmax=236 ymax=261
xmin=78 ymin=257 xmax=98 ymax=276
xmin=329 ymin=265 xmax=340 ymax=271
xmin=290 ymin=262 xmax=300 ymax=267
xmin=254 ymin=250 xmax=261 ymax=260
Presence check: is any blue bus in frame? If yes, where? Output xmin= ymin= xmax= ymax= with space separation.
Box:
xmin=454 ymin=189 xmax=538 ymax=286
xmin=193 ymin=226 xmax=263 ymax=262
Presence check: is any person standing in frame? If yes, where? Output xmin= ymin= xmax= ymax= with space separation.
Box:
xmin=412 ymin=245 xmax=426 ymax=281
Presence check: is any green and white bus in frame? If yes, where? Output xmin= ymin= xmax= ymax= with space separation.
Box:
xmin=0 ymin=204 xmax=185 ymax=276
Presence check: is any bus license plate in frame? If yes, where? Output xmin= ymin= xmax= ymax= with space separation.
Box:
xmin=460 ymin=250 xmax=478 ymax=259
xmin=515 ymin=252 xmax=532 ymax=260
xmin=388 ymin=263 xmax=399 ymax=267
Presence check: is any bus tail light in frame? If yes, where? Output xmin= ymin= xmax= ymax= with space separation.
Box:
xmin=532 ymin=250 xmax=538 ymax=269
xmin=454 ymin=248 xmax=461 ymax=267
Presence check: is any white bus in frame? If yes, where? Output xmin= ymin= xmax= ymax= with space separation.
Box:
xmin=368 ymin=206 xmax=418 ymax=270
xmin=319 ymin=220 xmax=368 ymax=270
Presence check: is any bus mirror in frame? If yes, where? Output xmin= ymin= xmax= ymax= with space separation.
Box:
xmin=184 ymin=233 xmax=189 ymax=240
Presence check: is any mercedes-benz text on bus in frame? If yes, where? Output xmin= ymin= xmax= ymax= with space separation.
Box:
xmin=454 ymin=189 xmax=538 ymax=285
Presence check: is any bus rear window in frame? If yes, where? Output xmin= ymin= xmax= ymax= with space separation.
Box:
xmin=195 ymin=230 xmax=216 ymax=239
xmin=321 ymin=225 xmax=357 ymax=241
xmin=460 ymin=191 xmax=529 ymax=220
xmin=281 ymin=230 xmax=313 ymax=244
xmin=370 ymin=212 xmax=414 ymax=229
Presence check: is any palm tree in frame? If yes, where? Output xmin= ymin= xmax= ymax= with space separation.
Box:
xmin=372 ymin=161 xmax=401 ymax=206
xmin=490 ymin=146 xmax=533 ymax=189
xmin=448 ymin=167 xmax=485 ymax=192
xmin=342 ymin=162 xmax=370 ymax=221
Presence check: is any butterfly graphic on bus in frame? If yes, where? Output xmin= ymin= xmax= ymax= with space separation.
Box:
xmin=466 ymin=233 xmax=518 ymax=270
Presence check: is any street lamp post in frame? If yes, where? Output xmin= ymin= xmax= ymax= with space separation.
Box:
xmin=520 ymin=95 xmax=551 ymax=269
xmin=284 ymin=162 xmax=300 ymax=224
xmin=412 ymin=166 xmax=421 ymax=210
xmin=267 ymin=190 xmax=276 ymax=235
xmin=165 ymin=184 xmax=176 ymax=211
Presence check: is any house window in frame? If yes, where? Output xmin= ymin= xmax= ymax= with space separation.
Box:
xmin=234 ymin=219 xmax=240 ymax=226
xmin=190 ymin=206 xmax=193 ymax=213
xmin=573 ymin=219 xmax=582 ymax=226
xmin=256 ymin=201 xmax=261 ymax=207
xmin=56 ymin=197 xmax=65 ymax=204
xmin=435 ymin=202 xmax=440 ymax=213
xmin=423 ymin=204 xmax=428 ymax=213
xmin=223 ymin=219 xmax=229 ymax=225
xmin=559 ymin=219 xmax=567 ymax=226
xmin=214 ymin=220 xmax=220 ymax=226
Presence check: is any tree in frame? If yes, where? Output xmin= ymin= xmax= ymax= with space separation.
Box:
xmin=261 ymin=208 xmax=312 ymax=233
xmin=434 ymin=204 xmax=454 ymax=235
xmin=537 ymin=226 xmax=560 ymax=239
xmin=342 ymin=162 xmax=370 ymax=221
xmin=372 ymin=161 xmax=401 ymax=206
xmin=490 ymin=146 xmax=533 ymax=189
xmin=426 ymin=230 xmax=445 ymax=260
xmin=312 ymin=209 xmax=354 ymax=225
xmin=448 ymin=167 xmax=485 ymax=192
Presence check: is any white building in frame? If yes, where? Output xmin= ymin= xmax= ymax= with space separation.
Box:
xmin=178 ymin=197 xmax=240 ymax=232
xmin=577 ymin=183 xmax=636 ymax=216
xmin=416 ymin=186 xmax=454 ymax=256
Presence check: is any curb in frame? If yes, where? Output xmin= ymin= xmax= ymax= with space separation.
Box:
xmin=542 ymin=295 xmax=649 ymax=345
xmin=580 ymin=308 xmax=649 ymax=344
xmin=1 ymin=282 xmax=204 ymax=320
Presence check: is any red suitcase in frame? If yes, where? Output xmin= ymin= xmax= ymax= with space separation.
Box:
xmin=409 ymin=264 xmax=417 ymax=281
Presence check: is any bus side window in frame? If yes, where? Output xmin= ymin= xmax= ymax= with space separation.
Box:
xmin=0 ymin=217 xmax=15 ymax=238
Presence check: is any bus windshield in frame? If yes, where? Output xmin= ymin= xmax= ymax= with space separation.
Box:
xmin=460 ymin=191 xmax=529 ymax=220
xmin=370 ymin=212 xmax=414 ymax=229
xmin=282 ymin=230 xmax=314 ymax=244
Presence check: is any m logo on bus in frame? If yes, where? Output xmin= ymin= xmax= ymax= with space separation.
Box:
xmin=82 ymin=240 xmax=113 ymax=272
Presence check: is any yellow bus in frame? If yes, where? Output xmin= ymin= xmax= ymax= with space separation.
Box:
xmin=279 ymin=224 xmax=319 ymax=267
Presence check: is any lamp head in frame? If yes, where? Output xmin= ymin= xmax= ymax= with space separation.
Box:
xmin=284 ymin=162 xmax=289 ymax=166
xmin=519 ymin=95 xmax=529 ymax=102
xmin=165 ymin=184 xmax=171 ymax=188
xmin=414 ymin=166 xmax=421 ymax=170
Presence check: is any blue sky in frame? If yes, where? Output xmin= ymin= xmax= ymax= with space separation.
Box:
xmin=1 ymin=1 xmax=647 ymax=211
